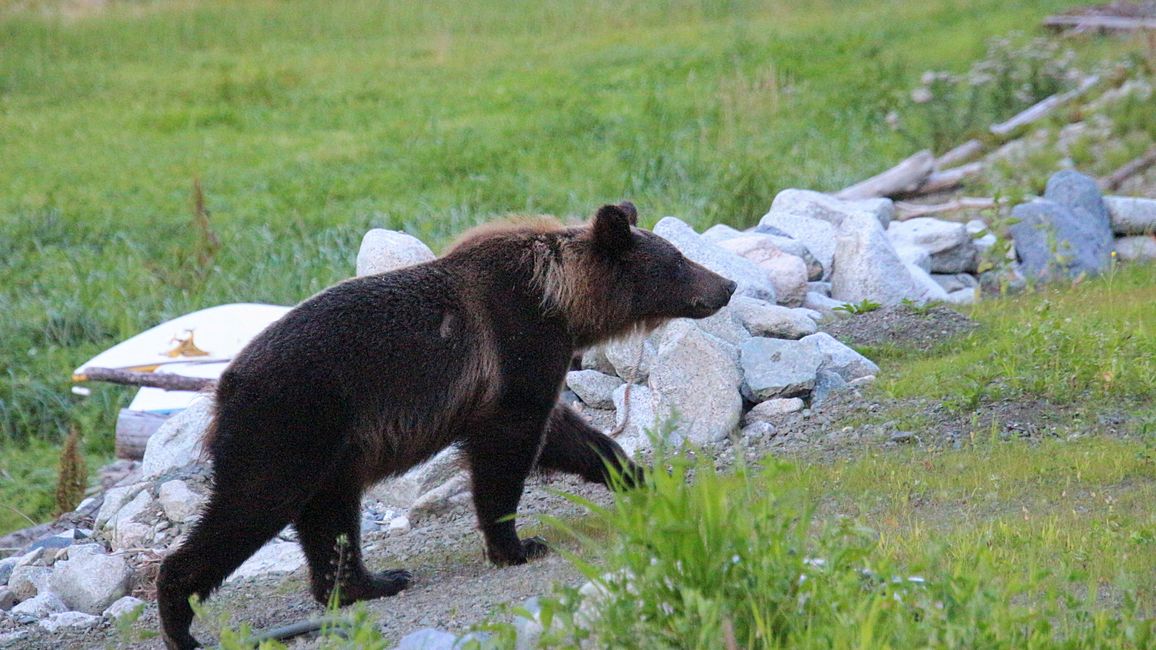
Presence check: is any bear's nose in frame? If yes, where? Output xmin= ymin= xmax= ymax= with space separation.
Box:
xmin=723 ymin=280 xmax=737 ymax=297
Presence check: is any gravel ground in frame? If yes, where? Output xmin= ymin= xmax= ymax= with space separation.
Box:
xmin=821 ymin=303 xmax=979 ymax=352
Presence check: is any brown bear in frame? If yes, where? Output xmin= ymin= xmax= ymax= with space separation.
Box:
xmin=156 ymin=202 xmax=736 ymax=649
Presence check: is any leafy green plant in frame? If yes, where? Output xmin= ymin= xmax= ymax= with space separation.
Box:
xmin=834 ymin=298 xmax=882 ymax=315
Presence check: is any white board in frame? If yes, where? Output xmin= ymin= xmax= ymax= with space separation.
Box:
xmin=74 ymin=303 xmax=292 ymax=414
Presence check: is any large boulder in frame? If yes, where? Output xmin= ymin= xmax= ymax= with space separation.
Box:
xmin=830 ymin=213 xmax=922 ymax=305
xmin=601 ymin=334 xmax=656 ymax=383
xmin=1104 ymin=196 xmax=1156 ymax=235
xmin=653 ymin=217 xmax=777 ymax=302
xmin=647 ymin=325 xmax=743 ymax=446
xmin=1114 ymin=235 xmax=1156 ymax=261
xmin=1010 ymin=171 xmax=1114 ymax=280
xmin=611 ymin=383 xmax=657 ymax=456
xmin=368 ymin=447 xmax=463 ymax=509
xmin=565 ymin=370 xmax=623 ymax=409
xmin=739 ymin=337 xmax=823 ymax=401
xmin=356 ymin=229 xmax=436 ymax=276
xmin=158 ymin=480 xmax=206 ymax=524
xmin=141 ymin=397 xmax=214 ymax=478
xmin=800 ymin=332 xmax=879 ymax=381
xmin=716 ymin=236 xmax=809 ymax=306
xmin=49 ymin=551 xmax=132 ymax=614
xmin=225 ymin=541 xmax=306 ymax=583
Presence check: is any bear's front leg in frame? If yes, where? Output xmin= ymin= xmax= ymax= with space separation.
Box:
xmin=465 ymin=407 xmax=553 ymax=566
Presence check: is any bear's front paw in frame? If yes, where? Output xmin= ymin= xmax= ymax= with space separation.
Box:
xmin=487 ymin=536 xmax=550 ymax=566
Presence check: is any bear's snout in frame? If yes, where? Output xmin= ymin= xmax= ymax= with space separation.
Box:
xmin=687 ymin=277 xmax=736 ymax=317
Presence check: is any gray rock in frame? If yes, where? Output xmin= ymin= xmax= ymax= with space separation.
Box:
xmin=8 ymin=565 xmax=51 ymax=601
xmin=102 ymin=595 xmax=146 ymax=621
xmin=1010 ymin=171 xmax=1114 ymax=280
xmin=740 ymin=421 xmax=777 ymax=439
xmin=967 ymin=219 xmax=998 ymax=256
xmin=893 ymin=243 xmax=932 ymax=272
xmin=94 ymin=482 xmax=148 ymax=532
xmin=113 ymin=522 xmax=151 ymax=550
xmin=566 ymin=370 xmax=623 ymax=409
xmin=905 ymin=262 xmax=951 ymax=303
xmin=158 ymin=480 xmax=205 ymax=524
xmin=0 ymin=630 xmax=28 ymax=646
xmin=654 ymin=217 xmax=777 ymax=302
xmin=394 ymin=628 xmax=460 ymax=650
xmin=946 ymin=288 xmax=977 ymax=304
xmin=141 ymin=397 xmax=214 ymax=478
xmin=808 ymin=281 xmax=831 ymax=296
xmin=701 ymin=223 xmax=746 ymax=243
xmin=811 ymin=370 xmax=849 ymax=407
xmin=355 ymin=229 xmax=436 ymax=277
xmin=0 ymin=557 xmax=17 ymax=585
xmin=513 ymin=597 xmax=545 ymax=650
xmin=1104 ymin=196 xmax=1156 ymax=235
xmin=888 ymin=217 xmax=978 ymax=273
xmin=690 ymin=308 xmax=751 ymax=346
xmin=769 ymin=189 xmax=894 ymax=228
xmin=612 ymin=384 xmax=658 ymax=455
xmin=889 ymin=431 xmax=916 ymax=444
xmin=603 ymin=335 xmax=655 ymax=383
xmin=1114 ymin=235 xmax=1156 ymax=261
xmin=38 ymin=611 xmax=101 ymax=633
xmin=579 ymin=346 xmax=615 ymax=375
xmin=802 ymin=292 xmax=848 ymax=319
xmin=729 ymin=296 xmax=817 ymax=340
xmin=409 ymin=474 xmax=472 ymax=523
xmin=830 ymin=213 xmax=922 ymax=305
xmin=761 ymin=234 xmax=824 ymax=281
xmin=931 ymin=273 xmax=979 ymax=293
xmin=107 ymin=489 xmax=154 ymax=548
xmin=739 ymin=338 xmax=823 ymax=401
xmin=744 ymin=397 xmax=805 ymax=423
xmin=800 ymin=332 xmax=880 ymax=381
xmin=10 ymin=592 xmax=66 ymax=619
xmin=49 ymin=551 xmax=132 ymax=614
xmin=368 ymin=447 xmax=463 ymax=509
xmin=716 ymin=236 xmax=809 ymax=306
xmin=225 ymin=542 xmax=306 ymax=583
xmin=0 ymin=588 xmax=15 ymax=611
xmin=648 ymin=326 xmax=743 ymax=446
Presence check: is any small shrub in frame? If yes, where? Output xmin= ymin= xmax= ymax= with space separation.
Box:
xmin=54 ymin=426 xmax=87 ymax=515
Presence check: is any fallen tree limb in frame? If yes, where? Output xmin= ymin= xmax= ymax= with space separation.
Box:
xmin=1044 ymin=15 xmax=1156 ymax=32
xmin=73 ymin=367 xmax=217 ymax=392
xmin=990 ymin=75 xmax=1101 ymax=139
xmin=835 ymin=150 xmax=935 ymax=200
xmin=904 ymin=162 xmax=984 ymax=197
xmin=895 ymin=197 xmax=998 ymax=221
xmin=935 ymin=139 xmax=985 ymax=168
xmin=1100 ymin=145 xmax=1156 ymax=191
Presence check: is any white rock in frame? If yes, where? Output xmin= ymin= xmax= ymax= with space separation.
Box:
xmin=946 ymin=288 xmax=977 ymax=304
xmin=7 ymin=566 xmax=51 ymax=601
xmin=808 ymin=281 xmax=831 ymax=296
xmin=102 ymin=595 xmax=146 ymax=621
xmin=394 ymin=628 xmax=460 ymax=650
xmin=579 ymin=346 xmax=615 ymax=375
xmin=739 ymin=338 xmax=823 ymax=401
xmin=10 ymin=591 xmax=66 ymax=618
xmin=408 ymin=474 xmax=472 ymax=523
xmin=158 ymin=480 xmax=205 ymax=524
xmin=141 ymin=397 xmax=214 ymax=478
xmin=368 ymin=447 xmax=463 ymax=509
xmin=701 ymin=223 xmax=745 ymax=243
xmin=565 ymin=370 xmax=623 ymax=409
xmin=888 ymin=217 xmax=967 ymax=255
xmin=113 ymin=522 xmax=152 ymax=550
xmin=49 ymin=551 xmax=132 ymax=614
xmin=355 ymin=229 xmax=436 ymax=276
xmin=966 ymin=219 xmax=998 ymax=256
xmin=904 ymin=262 xmax=951 ymax=302
xmin=759 ymin=190 xmax=894 ymax=281
xmin=612 ymin=384 xmax=658 ymax=455
xmin=893 ymin=243 xmax=932 ymax=272
xmin=803 ymin=292 xmax=848 ymax=319
xmin=931 ymin=273 xmax=978 ymax=293
xmin=1114 ymin=235 xmax=1156 ymax=261
xmin=653 ymin=217 xmax=777 ymax=302
xmin=729 ymin=296 xmax=817 ymax=340
xmin=226 ymin=542 xmax=306 ymax=583
xmin=107 ymin=489 xmax=154 ymax=541
xmin=387 ymin=516 xmax=411 ymax=534
xmin=744 ymin=397 xmax=805 ymax=423
xmin=799 ymin=332 xmax=880 ymax=381
xmin=38 ymin=611 xmax=101 ymax=633
xmin=741 ymin=421 xmax=778 ymax=439
xmin=602 ymin=334 xmax=655 ymax=383
xmin=94 ymin=483 xmax=148 ymax=532
xmin=648 ymin=326 xmax=743 ymax=445
xmin=830 ymin=213 xmax=923 ymax=305
xmin=1104 ymin=196 xmax=1156 ymax=235
xmin=689 ymin=308 xmax=750 ymax=346
xmin=717 ymin=236 xmax=809 ymax=306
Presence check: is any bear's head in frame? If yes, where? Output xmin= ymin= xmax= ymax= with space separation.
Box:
xmin=544 ymin=202 xmax=737 ymax=346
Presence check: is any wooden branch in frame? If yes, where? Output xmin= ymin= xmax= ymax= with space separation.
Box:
xmin=73 ymin=367 xmax=217 ymax=392
xmin=904 ymin=162 xmax=984 ymax=197
xmin=835 ymin=150 xmax=935 ymax=200
xmin=935 ymin=139 xmax=985 ymax=168
xmin=895 ymin=197 xmax=998 ymax=221
xmin=990 ymin=75 xmax=1101 ymax=139
xmin=1100 ymin=145 xmax=1156 ymax=191
xmin=1044 ymin=15 xmax=1156 ymax=32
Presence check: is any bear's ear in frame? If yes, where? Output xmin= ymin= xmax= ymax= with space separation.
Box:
xmin=592 ymin=203 xmax=635 ymax=255
xmin=616 ymin=201 xmax=638 ymax=226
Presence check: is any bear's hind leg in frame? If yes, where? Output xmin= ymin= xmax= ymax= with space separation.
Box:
xmin=536 ymin=404 xmax=646 ymax=488
xmin=293 ymin=470 xmax=411 ymax=606
xmin=157 ymin=489 xmax=296 ymax=650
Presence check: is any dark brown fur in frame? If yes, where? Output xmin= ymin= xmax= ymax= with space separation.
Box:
xmin=155 ymin=203 xmax=735 ymax=649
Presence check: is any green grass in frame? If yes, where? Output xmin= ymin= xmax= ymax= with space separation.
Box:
xmin=0 ymin=0 xmax=1135 ymax=531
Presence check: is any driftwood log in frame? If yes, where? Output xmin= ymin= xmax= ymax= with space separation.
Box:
xmin=895 ymin=197 xmax=999 ymax=221
xmin=935 ymin=139 xmax=985 ymax=168
xmin=990 ymin=75 xmax=1101 ymax=139
xmin=1100 ymin=145 xmax=1156 ymax=191
xmin=835 ymin=150 xmax=935 ymax=200
xmin=73 ymin=367 xmax=217 ymax=392
xmin=905 ymin=162 xmax=984 ymax=197
xmin=1044 ymin=15 xmax=1156 ymax=33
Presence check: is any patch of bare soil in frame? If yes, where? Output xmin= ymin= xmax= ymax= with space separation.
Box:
xmin=820 ymin=303 xmax=979 ymax=353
